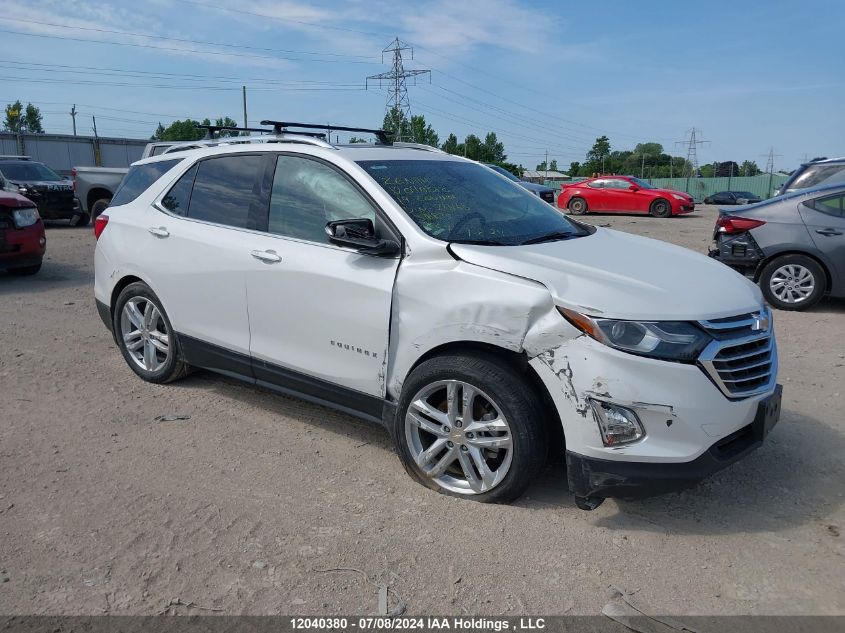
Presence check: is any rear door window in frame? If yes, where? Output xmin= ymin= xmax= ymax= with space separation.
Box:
xmin=811 ymin=194 xmax=845 ymax=218
xmin=111 ymin=159 xmax=182 ymax=207
xmin=186 ymin=155 xmax=265 ymax=230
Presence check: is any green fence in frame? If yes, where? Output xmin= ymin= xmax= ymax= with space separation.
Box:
xmin=542 ymin=174 xmax=790 ymax=203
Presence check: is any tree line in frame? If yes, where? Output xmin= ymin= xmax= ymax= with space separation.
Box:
xmin=567 ymin=136 xmax=765 ymax=179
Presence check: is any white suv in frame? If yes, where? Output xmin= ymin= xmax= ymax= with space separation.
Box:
xmin=93 ymin=128 xmax=781 ymax=508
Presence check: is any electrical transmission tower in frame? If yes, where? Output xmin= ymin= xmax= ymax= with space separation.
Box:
xmin=366 ymin=37 xmax=430 ymax=141
xmin=675 ymin=128 xmax=709 ymax=177
xmin=761 ymin=146 xmax=782 ymax=173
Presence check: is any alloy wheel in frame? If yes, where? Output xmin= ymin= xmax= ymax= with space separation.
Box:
xmin=404 ymin=380 xmax=513 ymax=495
xmin=120 ymin=297 xmax=171 ymax=372
xmin=770 ymin=264 xmax=815 ymax=304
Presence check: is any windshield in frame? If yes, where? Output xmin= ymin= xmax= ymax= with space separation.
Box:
xmin=0 ymin=161 xmax=63 ymax=182
xmin=485 ymin=164 xmax=521 ymax=183
xmin=629 ymin=176 xmax=656 ymax=189
xmin=359 ymin=159 xmax=588 ymax=246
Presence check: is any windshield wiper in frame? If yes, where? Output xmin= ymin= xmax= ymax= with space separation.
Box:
xmin=449 ymin=239 xmax=508 ymax=246
xmin=519 ymin=231 xmax=577 ymax=245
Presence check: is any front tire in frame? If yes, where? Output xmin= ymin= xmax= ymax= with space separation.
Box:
xmin=113 ymin=282 xmax=190 ymax=383
xmin=392 ymin=352 xmax=547 ymax=503
xmin=759 ymin=254 xmax=826 ymax=311
xmin=69 ymin=211 xmax=90 ymax=227
xmin=7 ymin=263 xmax=41 ymax=276
xmin=649 ymin=198 xmax=672 ymax=217
xmin=568 ymin=197 xmax=588 ymax=215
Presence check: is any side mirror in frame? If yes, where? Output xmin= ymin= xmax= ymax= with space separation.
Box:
xmin=628 ymin=184 xmax=640 ymax=191
xmin=325 ymin=218 xmax=400 ymax=257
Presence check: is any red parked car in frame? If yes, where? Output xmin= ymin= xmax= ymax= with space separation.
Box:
xmin=0 ymin=190 xmax=46 ymax=275
xmin=558 ymin=175 xmax=695 ymax=218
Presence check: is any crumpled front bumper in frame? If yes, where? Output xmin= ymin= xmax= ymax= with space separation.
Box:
xmin=566 ymin=384 xmax=781 ymax=499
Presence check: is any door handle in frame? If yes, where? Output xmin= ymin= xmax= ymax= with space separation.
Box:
xmin=250 ymin=249 xmax=282 ymax=263
xmin=148 ymin=226 xmax=170 ymax=238
xmin=816 ymin=228 xmax=843 ymax=237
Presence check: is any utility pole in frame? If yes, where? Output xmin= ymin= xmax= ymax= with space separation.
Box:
xmin=366 ymin=37 xmax=431 ymax=141
xmin=70 ymin=104 xmax=77 ymax=136
xmin=92 ymin=116 xmax=101 ymax=166
xmin=242 ymin=86 xmax=248 ymax=133
xmin=545 ymin=148 xmax=549 ymax=181
xmin=640 ymin=153 xmax=647 ymax=178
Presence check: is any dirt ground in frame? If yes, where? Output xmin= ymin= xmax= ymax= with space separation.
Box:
xmin=0 ymin=205 xmax=843 ymax=617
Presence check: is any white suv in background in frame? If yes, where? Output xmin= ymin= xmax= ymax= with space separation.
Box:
xmin=93 ymin=126 xmax=781 ymax=508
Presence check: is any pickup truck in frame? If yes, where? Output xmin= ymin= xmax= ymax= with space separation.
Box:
xmin=73 ymin=142 xmax=175 ymax=222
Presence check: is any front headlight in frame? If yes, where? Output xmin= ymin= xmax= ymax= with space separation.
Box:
xmin=671 ymin=193 xmax=686 ymax=201
xmin=12 ymin=207 xmax=40 ymax=228
xmin=558 ymin=307 xmax=710 ymax=362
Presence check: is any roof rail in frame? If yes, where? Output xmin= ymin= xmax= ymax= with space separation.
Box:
xmin=391 ymin=142 xmax=444 ymax=153
xmin=161 ymin=132 xmax=336 ymax=155
xmin=260 ymin=120 xmax=393 ymax=145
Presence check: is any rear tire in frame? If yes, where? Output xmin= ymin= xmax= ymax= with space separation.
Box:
xmin=8 ymin=263 xmax=41 ymax=276
xmin=759 ymin=254 xmax=826 ymax=311
xmin=69 ymin=211 xmax=90 ymax=227
xmin=113 ymin=282 xmax=190 ymax=383
xmin=90 ymin=198 xmax=110 ymax=220
xmin=568 ymin=197 xmax=588 ymax=215
xmin=649 ymin=198 xmax=671 ymax=217
xmin=392 ymin=352 xmax=548 ymax=503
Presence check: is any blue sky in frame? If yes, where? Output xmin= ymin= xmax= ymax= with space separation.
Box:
xmin=0 ymin=0 xmax=841 ymax=172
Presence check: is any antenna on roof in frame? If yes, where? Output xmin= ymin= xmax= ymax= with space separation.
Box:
xmin=260 ymin=120 xmax=393 ymax=145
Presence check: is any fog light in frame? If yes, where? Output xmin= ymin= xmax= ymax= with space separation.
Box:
xmin=589 ymin=400 xmax=645 ymax=446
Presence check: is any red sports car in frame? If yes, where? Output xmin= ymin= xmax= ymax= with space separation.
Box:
xmin=557 ymin=175 xmax=695 ymax=218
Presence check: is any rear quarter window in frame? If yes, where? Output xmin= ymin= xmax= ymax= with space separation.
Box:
xmin=110 ymin=159 xmax=182 ymax=207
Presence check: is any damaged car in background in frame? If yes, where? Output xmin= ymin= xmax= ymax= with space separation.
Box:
xmin=93 ymin=122 xmax=781 ymax=509
xmin=710 ymin=183 xmax=845 ymax=311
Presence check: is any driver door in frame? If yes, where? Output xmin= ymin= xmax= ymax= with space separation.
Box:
xmin=245 ymin=154 xmax=401 ymax=400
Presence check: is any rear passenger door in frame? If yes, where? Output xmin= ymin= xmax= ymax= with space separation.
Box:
xmin=799 ymin=193 xmax=845 ymax=285
xmin=144 ymin=154 xmax=266 ymax=372
xmin=244 ymin=153 xmax=400 ymax=402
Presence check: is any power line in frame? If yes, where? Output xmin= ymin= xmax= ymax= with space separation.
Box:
xmin=0 ymin=60 xmax=363 ymax=87
xmin=0 ymin=16 xmax=379 ymax=60
xmin=0 ymin=74 xmax=365 ymax=92
xmin=0 ymin=28 xmax=375 ymax=66
xmin=169 ymin=0 xmax=665 ymax=144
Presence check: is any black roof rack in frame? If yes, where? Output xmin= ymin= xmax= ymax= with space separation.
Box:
xmin=260 ymin=120 xmax=393 ymax=145
xmin=194 ymin=124 xmax=273 ymax=139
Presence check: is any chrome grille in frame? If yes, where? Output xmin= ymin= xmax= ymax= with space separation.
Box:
xmin=697 ymin=308 xmax=777 ymax=399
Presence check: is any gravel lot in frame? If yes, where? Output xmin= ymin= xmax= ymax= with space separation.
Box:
xmin=0 ymin=205 xmax=843 ymax=616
